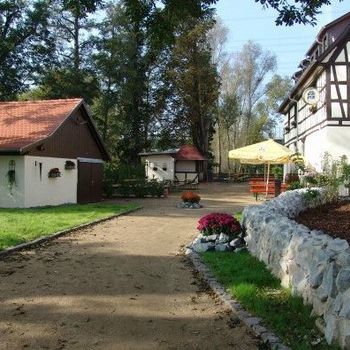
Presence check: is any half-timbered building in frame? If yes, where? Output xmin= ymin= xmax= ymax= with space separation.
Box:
xmin=279 ymin=12 xmax=350 ymax=171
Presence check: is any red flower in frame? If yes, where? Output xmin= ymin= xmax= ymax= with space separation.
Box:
xmin=181 ymin=191 xmax=201 ymax=203
xmin=197 ymin=213 xmax=241 ymax=237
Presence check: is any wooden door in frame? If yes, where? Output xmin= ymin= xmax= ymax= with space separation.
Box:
xmin=90 ymin=163 xmax=103 ymax=202
xmin=77 ymin=162 xmax=103 ymax=203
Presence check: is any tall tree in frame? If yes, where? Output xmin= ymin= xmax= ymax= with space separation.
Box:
xmin=93 ymin=1 xmax=160 ymax=162
xmin=93 ymin=0 xmax=220 ymax=163
xmin=50 ymin=0 xmax=104 ymax=70
xmin=232 ymin=41 xmax=276 ymax=141
xmin=20 ymin=0 xmax=103 ymax=103
xmin=0 ymin=0 xmax=51 ymax=100
xmin=256 ymin=0 xmax=343 ymax=26
xmin=166 ymin=18 xmax=220 ymax=171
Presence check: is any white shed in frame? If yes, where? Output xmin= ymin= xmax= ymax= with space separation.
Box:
xmin=139 ymin=145 xmax=206 ymax=183
xmin=0 ymin=98 xmax=110 ymax=208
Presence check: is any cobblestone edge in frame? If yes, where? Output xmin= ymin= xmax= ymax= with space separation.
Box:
xmin=186 ymin=249 xmax=291 ymax=350
xmin=0 ymin=206 xmax=142 ymax=258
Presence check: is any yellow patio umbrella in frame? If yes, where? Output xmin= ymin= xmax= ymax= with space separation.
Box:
xmin=228 ymin=139 xmax=293 ymax=195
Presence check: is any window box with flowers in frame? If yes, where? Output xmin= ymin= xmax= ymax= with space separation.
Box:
xmin=65 ymin=160 xmax=76 ymax=170
xmin=48 ymin=168 xmax=61 ymax=178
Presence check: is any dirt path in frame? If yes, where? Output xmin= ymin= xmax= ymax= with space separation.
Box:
xmin=0 ymin=183 xmax=259 ymax=350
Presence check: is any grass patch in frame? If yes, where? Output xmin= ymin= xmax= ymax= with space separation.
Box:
xmin=234 ymin=211 xmax=242 ymax=221
xmin=0 ymin=202 xmax=139 ymax=250
xmin=201 ymin=251 xmax=339 ymax=350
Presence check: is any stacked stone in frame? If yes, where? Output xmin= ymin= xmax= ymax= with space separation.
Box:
xmin=177 ymin=202 xmax=202 ymax=209
xmin=243 ymin=189 xmax=350 ymax=348
xmin=188 ymin=233 xmax=246 ymax=253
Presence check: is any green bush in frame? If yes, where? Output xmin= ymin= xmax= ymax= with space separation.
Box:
xmin=103 ymin=163 xmax=146 ymax=197
xmin=115 ymin=179 xmax=164 ymax=198
xmin=287 ymin=181 xmax=303 ymax=190
xmin=285 ymin=173 xmax=299 ymax=184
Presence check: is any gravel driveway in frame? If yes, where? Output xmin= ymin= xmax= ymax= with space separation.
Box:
xmin=0 ymin=183 xmax=259 ymax=350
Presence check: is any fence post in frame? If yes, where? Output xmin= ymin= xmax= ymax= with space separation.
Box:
xmin=274 ymin=179 xmax=281 ymax=197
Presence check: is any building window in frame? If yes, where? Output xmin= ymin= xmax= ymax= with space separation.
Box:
xmin=39 ymin=162 xmax=43 ymax=181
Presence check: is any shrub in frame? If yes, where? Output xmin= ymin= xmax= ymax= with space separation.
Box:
xmin=103 ymin=163 xmax=146 ymax=197
xmin=116 ymin=179 xmax=164 ymax=198
xmin=287 ymin=181 xmax=303 ymax=190
xmin=181 ymin=191 xmax=201 ymax=203
xmin=285 ymin=173 xmax=299 ymax=184
xmin=197 ymin=213 xmax=241 ymax=237
xmin=303 ymin=188 xmax=321 ymax=207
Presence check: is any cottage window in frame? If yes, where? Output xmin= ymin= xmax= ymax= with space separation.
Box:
xmin=39 ymin=162 xmax=43 ymax=181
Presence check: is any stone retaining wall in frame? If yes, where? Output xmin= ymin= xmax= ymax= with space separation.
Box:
xmin=242 ymin=190 xmax=350 ymax=348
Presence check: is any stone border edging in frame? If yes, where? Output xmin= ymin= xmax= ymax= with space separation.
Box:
xmin=186 ymin=249 xmax=291 ymax=350
xmin=0 ymin=206 xmax=142 ymax=258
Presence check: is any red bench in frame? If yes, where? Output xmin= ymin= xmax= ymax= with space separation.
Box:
xmin=249 ymin=181 xmax=287 ymax=200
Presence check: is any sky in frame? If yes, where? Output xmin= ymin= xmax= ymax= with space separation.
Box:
xmin=215 ymin=0 xmax=350 ymax=79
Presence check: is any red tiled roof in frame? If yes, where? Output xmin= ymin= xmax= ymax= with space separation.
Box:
xmin=175 ymin=145 xmax=206 ymax=161
xmin=0 ymin=98 xmax=83 ymax=150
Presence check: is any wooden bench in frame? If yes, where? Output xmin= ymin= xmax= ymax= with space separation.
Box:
xmin=249 ymin=181 xmax=288 ymax=200
xmin=249 ymin=177 xmax=275 ymax=185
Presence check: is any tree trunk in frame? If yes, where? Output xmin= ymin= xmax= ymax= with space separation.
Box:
xmin=217 ymin=120 xmax=222 ymax=173
xmin=73 ymin=15 xmax=80 ymax=70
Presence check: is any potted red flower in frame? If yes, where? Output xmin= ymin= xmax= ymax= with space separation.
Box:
xmin=197 ymin=213 xmax=241 ymax=237
xmin=181 ymin=191 xmax=201 ymax=204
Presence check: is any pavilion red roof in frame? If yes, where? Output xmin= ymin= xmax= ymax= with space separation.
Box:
xmin=175 ymin=145 xmax=206 ymax=161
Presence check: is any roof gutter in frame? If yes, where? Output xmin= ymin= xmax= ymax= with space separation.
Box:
xmin=0 ymin=149 xmax=21 ymax=155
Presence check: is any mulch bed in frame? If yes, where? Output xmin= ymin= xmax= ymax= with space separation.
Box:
xmin=295 ymin=200 xmax=350 ymax=243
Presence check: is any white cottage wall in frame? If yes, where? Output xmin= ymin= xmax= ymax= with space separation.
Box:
xmin=175 ymin=161 xmax=198 ymax=182
xmin=24 ymin=156 xmax=77 ymax=207
xmin=0 ymin=156 xmax=25 ymax=208
xmin=325 ymin=126 xmax=350 ymax=160
xmin=175 ymin=160 xmax=196 ymax=172
xmin=144 ymin=155 xmax=175 ymax=181
xmin=304 ymin=128 xmax=328 ymax=172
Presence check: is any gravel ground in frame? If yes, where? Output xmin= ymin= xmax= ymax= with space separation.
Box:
xmin=0 ymin=183 xmax=259 ymax=350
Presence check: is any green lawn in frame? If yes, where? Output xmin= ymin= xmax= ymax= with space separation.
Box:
xmin=234 ymin=211 xmax=242 ymax=221
xmin=0 ymin=202 xmax=139 ymax=250
xmin=201 ymin=251 xmax=339 ymax=350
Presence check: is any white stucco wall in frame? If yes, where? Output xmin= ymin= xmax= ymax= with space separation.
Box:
xmin=284 ymin=69 xmax=327 ymax=148
xmin=301 ymin=127 xmax=350 ymax=172
xmin=175 ymin=161 xmax=198 ymax=182
xmin=175 ymin=160 xmax=196 ymax=172
xmin=143 ymin=155 xmax=175 ymax=182
xmin=23 ymin=156 xmax=77 ymax=207
xmin=0 ymin=156 xmax=25 ymax=208
xmin=325 ymin=127 xmax=350 ymax=160
xmin=304 ymin=127 xmax=329 ymax=172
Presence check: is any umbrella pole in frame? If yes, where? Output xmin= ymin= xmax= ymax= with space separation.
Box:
xmin=266 ymin=163 xmax=270 ymax=197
